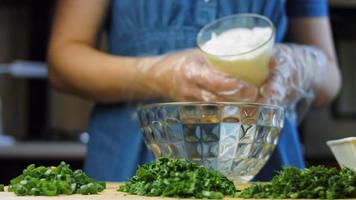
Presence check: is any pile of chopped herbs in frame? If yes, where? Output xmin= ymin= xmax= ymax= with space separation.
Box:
xmin=118 ymin=157 xmax=238 ymax=199
xmin=7 ymin=162 xmax=105 ymax=196
xmin=236 ymin=166 xmax=356 ymax=199
xmin=0 ymin=184 xmax=4 ymax=192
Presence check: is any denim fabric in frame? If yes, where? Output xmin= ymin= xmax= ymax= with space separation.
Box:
xmin=84 ymin=0 xmax=327 ymax=181
xmin=287 ymin=0 xmax=328 ymax=18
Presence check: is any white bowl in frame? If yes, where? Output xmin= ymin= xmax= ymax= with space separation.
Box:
xmin=327 ymin=137 xmax=356 ymax=171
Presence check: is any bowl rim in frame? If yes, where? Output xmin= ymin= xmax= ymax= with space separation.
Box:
xmin=139 ymin=101 xmax=284 ymax=110
xmin=196 ymin=13 xmax=276 ymax=58
xmin=326 ymin=137 xmax=356 ymax=146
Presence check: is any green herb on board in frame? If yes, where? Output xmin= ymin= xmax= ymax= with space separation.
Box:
xmin=0 ymin=184 xmax=4 ymax=192
xmin=236 ymin=166 xmax=356 ymax=199
xmin=8 ymin=162 xmax=105 ymax=196
xmin=118 ymin=157 xmax=238 ymax=199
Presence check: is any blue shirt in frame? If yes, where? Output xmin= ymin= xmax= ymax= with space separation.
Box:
xmin=84 ymin=0 xmax=328 ymax=181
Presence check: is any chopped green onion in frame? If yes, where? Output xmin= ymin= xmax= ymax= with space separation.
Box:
xmin=8 ymin=162 xmax=105 ymax=196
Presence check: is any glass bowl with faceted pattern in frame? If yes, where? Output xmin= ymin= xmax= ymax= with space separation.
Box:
xmin=137 ymin=102 xmax=284 ymax=182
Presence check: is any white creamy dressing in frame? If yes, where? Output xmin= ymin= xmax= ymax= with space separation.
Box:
xmin=200 ymin=27 xmax=273 ymax=85
xmin=202 ymin=27 xmax=272 ymax=59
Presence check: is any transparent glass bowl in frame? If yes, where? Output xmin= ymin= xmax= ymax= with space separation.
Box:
xmin=137 ymin=102 xmax=284 ymax=182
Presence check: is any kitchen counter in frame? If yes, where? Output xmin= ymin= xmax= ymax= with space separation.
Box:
xmin=0 ymin=141 xmax=85 ymax=159
xmin=0 ymin=183 xmax=355 ymax=200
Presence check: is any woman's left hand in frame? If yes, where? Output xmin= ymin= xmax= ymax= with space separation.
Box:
xmin=258 ymin=44 xmax=327 ymax=110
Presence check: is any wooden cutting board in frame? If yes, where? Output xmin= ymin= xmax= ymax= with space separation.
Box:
xmin=2 ymin=183 xmax=243 ymax=200
xmin=0 ymin=183 xmax=354 ymax=200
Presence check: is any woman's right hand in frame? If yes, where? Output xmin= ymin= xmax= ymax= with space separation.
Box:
xmin=135 ymin=49 xmax=258 ymax=102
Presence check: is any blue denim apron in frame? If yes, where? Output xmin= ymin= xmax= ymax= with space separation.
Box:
xmin=84 ymin=0 xmax=328 ymax=181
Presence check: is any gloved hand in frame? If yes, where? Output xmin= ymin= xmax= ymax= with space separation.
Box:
xmin=135 ymin=49 xmax=258 ymax=102
xmin=259 ymin=44 xmax=327 ymax=119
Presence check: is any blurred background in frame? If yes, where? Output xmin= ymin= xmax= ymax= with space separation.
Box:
xmin=0 ymin=0 xmax=355 ymax=183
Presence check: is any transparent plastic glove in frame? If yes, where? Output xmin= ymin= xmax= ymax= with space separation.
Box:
xmin=259 ymin=44 xmax=327 ymax=119
xmin=135 ymin=49 xmax=258 ymax=102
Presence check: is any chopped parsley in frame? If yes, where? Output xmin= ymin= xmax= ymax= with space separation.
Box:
xmin=118 ymin=157 xmax=238 ymax=199
xmin=236 ymin=166 xmax=356 ymax=199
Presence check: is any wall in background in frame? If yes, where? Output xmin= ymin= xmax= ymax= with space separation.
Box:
xmin=0 ymin=4 xmax=31 ymax=139
xmin=301 ymin=7 xmax=356 ymax=164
